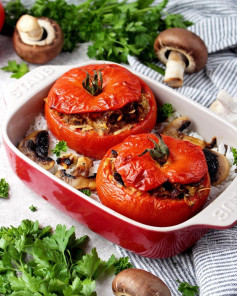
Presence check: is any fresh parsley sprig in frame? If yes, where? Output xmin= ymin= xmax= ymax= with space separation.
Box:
xmin=177 ymin=280 xmax=199 ymax=296
xmin=52 ymin=140 xmax=68 ymax=157
xmin=114 ymin=256 xmax=133 ymax=275
xmin=232 ymin=147 xmax=237 ymax=165
xmin=0 ymin=178 xmax=9 ymax=198
xmin=80 ymin=189 xmax=92 ymax=197
xmin=1 ymin=60 xmax=29 ymax=79
xmin=0 ymin=220 xmax=133 ymax=295
xmin=158 ymin=103 xmax=175 ymax=122
xmin=29 ymin=205 xmax=37 ymax=212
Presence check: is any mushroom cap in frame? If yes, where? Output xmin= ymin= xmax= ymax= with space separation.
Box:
xmin=112 ymin=268 xmax=171 ymax=296
xmin=154 ymin=28 xmax=208 ymax=73
xmin=13 ymin=17 xmax=64 ymax=64
xmin=18 ymin=130 xmax=55 ymax=170
xmin=203 ymin=149 xmax=230 ymax=185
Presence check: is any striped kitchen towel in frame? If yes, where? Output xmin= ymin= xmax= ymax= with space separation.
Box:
xmin=116 ymin=1 xmax=237 ymax=296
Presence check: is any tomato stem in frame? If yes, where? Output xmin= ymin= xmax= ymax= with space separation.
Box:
xmin=139 ymin=134 xmax=169 ymax=165
xmin=82 ymin=70 xmax=103 ymax=96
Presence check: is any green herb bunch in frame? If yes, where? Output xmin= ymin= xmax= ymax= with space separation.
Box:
xmin=3 ymin=0 xmax=192 ymax=67
xmin=0 ymin=220 xmax=132 ymax=295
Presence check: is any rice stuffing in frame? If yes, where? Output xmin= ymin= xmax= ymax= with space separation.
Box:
xmin=23 ymin=112 xmax=237 ymax=207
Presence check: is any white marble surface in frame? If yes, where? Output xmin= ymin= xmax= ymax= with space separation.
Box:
xmin=0 ymin=34 xmax=119 ymax=295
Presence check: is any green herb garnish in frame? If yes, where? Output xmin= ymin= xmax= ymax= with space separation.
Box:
xmin=29 ymin=205 xmax=37 ymax=212
xmin=114 ymin=256 xmax=133 ymax=275
xmin=80 ymin=189 xmax=92 ymax=196
xmin=177 ymin=280 xmax=199 ymax=296
xmin=158 ymin=103 xmax=175 ymax=119
xmin=232 ymin=147 xmax=237 ymax=165
xmin=1 ymin=60 xmax=29 ymax=79
xmin=52 ymin=140 xmax=68 ymax=157
xmin=0 ymin=220 xmax=132 ymax=295
xmin=3 ymin=0 xmax=192 ymax=68
xmin=0 ymin=178 xmax=9 ymax=198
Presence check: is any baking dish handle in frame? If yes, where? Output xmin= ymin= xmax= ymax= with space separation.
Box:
xmin=3 ymin=65 xmax=72 ymax=112
xmin=189 ymin=177 xmax=237 ymax=229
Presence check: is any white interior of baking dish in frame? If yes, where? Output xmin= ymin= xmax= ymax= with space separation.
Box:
xmin=2 ymin=61 xmax=237 ymax=231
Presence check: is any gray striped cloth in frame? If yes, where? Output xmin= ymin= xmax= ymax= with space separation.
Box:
xmin=116 ymin=1 xmax=237 ymax=296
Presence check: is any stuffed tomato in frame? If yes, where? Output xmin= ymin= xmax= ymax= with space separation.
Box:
xmin=45 ymin=64 xmax=157 ymax=159
xmin=96 ymin=133 xmax=211 ymax=227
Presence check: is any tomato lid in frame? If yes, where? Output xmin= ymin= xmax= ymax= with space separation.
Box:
xmin=114 ymin=134 xmax=208 ymax=191
xmin=46 ymin=64 xmax=142 ymax=114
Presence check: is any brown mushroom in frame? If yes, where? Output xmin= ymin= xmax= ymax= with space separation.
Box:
xmin=55 ymin=154 xmax=96 ymax=190
xmin=73 ymin=156 xmax=94 ymax=177
xmin=13 ymin=14 xmax=64 ymax=64
xmin=154 ymin=28 xmax=208 ymax=87
xmin=203 ymin=149 xmax=230 ymax=185
xmin=162 ymin=116 xmax=206 ymax=148
xmin=112 ymin=268 xmax=171 ymax=296
xmin=55 ymin=170 xmax=96 ymax=190
xmin=56 ymin=152 xmax=77 ymax=169
xmin=18 ymin=130 xmax=55 ymax=170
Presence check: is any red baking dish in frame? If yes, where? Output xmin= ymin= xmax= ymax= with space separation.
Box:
xmin=2 ymin=61 xmax=237 ymax=258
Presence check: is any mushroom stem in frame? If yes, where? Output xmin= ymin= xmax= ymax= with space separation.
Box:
xmin=16 ymin=14 xmax=43 ymax=41
xmin=164 ymin=51 xmax=187 ymax=87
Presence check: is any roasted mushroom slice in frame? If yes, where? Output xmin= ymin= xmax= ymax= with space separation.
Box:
xmin=56 ymin=152 xmax=77 ymax=169
xmin=162 ymin=116 xmax=216 ymax=148
xmin=55 ymin=155 xmax=96 ymax=190
xmin=55 ymin=170 xmax=96 ymax=190
xmin=203 ymin=149 xmax=230 ymax=185
xmin=18 ymin=130 xmax=55 ymax=170
xmin=74 ymin=156 xmax=94 ymax=177
xmin=162 ymin=116 xmax=205 ymax=147
xmin=112 ymin=268 xmax=171 ymax=296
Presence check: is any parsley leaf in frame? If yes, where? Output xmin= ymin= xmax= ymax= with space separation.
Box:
xmin=158 ymin=103 xmax=175 ymax=121
xmin=52 ymin=141 xmax=68 ymax=157
xmin=80 ymin=189 xmax=91 ymax=196
xmin=232 ymin=147 xmax=237 ymax=165
xmin=29 ymin=205 xmax=37 ymax=212
xmin=0 ymin=178 xmax=9 ymax=198
xmin=0 ymin=220 xmax=131 ymax=295
xmin=113 ymin=256 xmax=133 ymax=275
xmin=177 ymin=280 xmax=199 ymax=296
xmin=1 ymin=60 xmax=29 ymax=79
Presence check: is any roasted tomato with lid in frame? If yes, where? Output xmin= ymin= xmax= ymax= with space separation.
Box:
xmin=96 ymin=133 xmax=211 ymax=227
xmin=45 ymin=64 xmax=157 ymax=159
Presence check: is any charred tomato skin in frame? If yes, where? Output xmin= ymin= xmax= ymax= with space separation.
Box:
xmin=45 ymin=77 xmax=157 ymax=160
xmin=96 ymin=134 xmax=211 ymax=227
